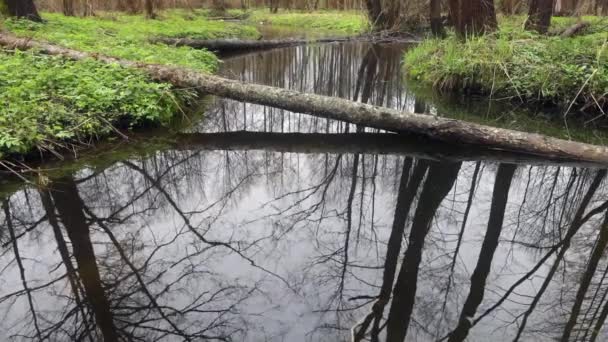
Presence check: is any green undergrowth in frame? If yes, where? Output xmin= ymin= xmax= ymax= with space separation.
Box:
xmin=231 ymin=9 xmax=369 ymax=35
xmin=0 ymin=11 xmax=259 ymax=160
xmin=405 ymin=16 xmax=608 ymax=117
xmin=4 ymin=11 xmax=259 ymax=72
xmin=0 ymin=50 xmax=195 ymax=159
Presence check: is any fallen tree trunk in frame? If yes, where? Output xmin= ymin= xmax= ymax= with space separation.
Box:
xmin=151 ymin=34 xmax=420 ymax=54
xmin=559 ymin=22 xmax=590 ymax=38
xmin=1 ymin=33 xmax=608 ymax=164
xmin=150 ymin=37 xmax=354 ymax=53
xmin=171 ymin=132 xmax=606 ymax=167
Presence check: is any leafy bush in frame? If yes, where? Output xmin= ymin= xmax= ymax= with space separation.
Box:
xmin=0 ymin=51 xmax=190 ymax=157
xmin=404 ymin=16 xmax=608 ymax=117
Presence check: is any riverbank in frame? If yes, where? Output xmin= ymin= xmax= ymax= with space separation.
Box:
xmin=230 ymin=9 xmax=369 ymax=35
xmin=0 ymin=11 xmax=257 ymax=160
xmin=405 ymin=16 xmax=608 ymax=118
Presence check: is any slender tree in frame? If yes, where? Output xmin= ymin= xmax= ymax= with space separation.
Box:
xmin=0 ymin=0 xmax=42 ymax=21
xmin=145 ymin=0 xmax=156 ymax=18
xmin=430 ymin=0 xmax=446 ymax=37
xmin=526 ymin=0 xmax=554 ymax=33
xmin=449 ymin=0 xmax=497 ymax=36
xmin=63 ymin=0 xmax=75 ymax=16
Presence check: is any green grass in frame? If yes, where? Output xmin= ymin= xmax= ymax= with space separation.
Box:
xmin=0 ymin=11 xmax=259 ymax=160
xmin=0 ymin=51 xmax=191 ymax=159
xmin=5 ymin=11 xmax=259 ymax=72
xmin=404 ymin=16 xmax=608 ymax=117
xmin=232 ymin=9 xmax=369 ymax=35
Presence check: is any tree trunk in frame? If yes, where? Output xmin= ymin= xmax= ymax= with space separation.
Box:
xmin=431 ymin=0 xmax=446 ymax=37
xmin=555 ymin=0 xmax=578 ymax=15
xmin=152 ymin=36 xmax=355 ymax=53
xmin=63 ymin=0 xmax=75 ymax=16
xmin=2 ymin=33 xmax=608 ymax=164
xmin=457 ymin=0 xmax=497 ymax=36
xmin=448 ymin=0 xmax=460 ymax=28
xmin=502 ymin=0 xmax=515 ymax=14
xmin=145 ymin=0 xmax=155 ymax=18
xmin=365 ymin=0 xmax=383 ymax=28
xmin=212 ymin=0 xmax=226 ymax=14
xmin=0 ymin=0 xmax=41 ymax=22
xmin=526 ymin=0 xmax=554 ymax=33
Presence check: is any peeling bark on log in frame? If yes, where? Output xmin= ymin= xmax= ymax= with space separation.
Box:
xmin=1 ymin=33 xmax=608 ymax=164
xmin=559 ymin=22 xmax=590 ymax=37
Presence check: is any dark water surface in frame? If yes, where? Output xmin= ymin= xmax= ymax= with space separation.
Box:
xmin=1 ymin=40 xmax=608 ymax=342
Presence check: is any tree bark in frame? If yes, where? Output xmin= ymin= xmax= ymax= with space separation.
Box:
xmin=431 ymin=0 xmax=446 ymax=37
xmin=456 ymin=0 xmax=497 ymax=36
xmin=2 ymin=33 xmax=608 ymax=165
xmin=559 ymin=21 xmax=589 ymax=37
xmin=0 ymin=0 xmax=41 ymax=22
xmin=145 ymin=0 xmax=155 ymax=18
xmin=63 ymin=0 xmax=75 ymax=16
xmin=526 ymin=0 xmax=554 ymax=33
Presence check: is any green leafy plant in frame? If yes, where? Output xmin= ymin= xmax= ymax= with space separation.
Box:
xmin=0 ymin=51 xmax=191 ymax=158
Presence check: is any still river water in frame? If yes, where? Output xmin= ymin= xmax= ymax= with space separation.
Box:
xmin=0 ymin=33 xmax=607 ymax=342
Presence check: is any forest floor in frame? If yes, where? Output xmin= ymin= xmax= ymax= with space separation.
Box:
xmin=0 ymin=10 xmax=259 ymax=160
xmin=230 ymin=9 xmax=369 ymax=35
xmin=405 ymin=16 xmax=608 ymax=119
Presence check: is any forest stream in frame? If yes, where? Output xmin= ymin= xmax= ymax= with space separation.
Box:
xmin=1 ymin=35 xmax=608 ymax=342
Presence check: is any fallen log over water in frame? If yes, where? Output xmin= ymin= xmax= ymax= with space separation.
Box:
xmin=1 ymin=33 xmax=608 ymax=164
xmin=170 ymin=132 xmax=607 ymax=167
xmin=151 ymin=33 xmax=420 ymax=53
xmin=151 ymin=37 xmax=354 ymax=53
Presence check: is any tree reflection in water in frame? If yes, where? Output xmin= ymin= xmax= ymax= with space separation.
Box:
xmin=1 ymin=42 xmax=608 ymax=342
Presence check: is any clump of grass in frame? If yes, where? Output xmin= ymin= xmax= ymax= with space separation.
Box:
xmin=5 ymin=11 xmax=260 ymax=72
xmin=405 ymin=16 xmax=608 ymax=117
xmin=0 ymin=50 xmax=191 ymax=159
xmin=233 ymin=9 xmax=369 ymax=35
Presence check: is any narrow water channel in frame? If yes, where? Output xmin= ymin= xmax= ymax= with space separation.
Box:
xmin=0 ymin=40 xmax=607 ymax=341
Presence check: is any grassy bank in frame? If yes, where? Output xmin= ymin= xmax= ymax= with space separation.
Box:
xmin=0 ymin=11 xmax=258 ymax=160
xmin=405 ymin=16 xmax=608 ymax=117
xmin=232 ymin=9 xmax=369 ymax=35
xmin=5 ymin=11 xmax=259 ymax=72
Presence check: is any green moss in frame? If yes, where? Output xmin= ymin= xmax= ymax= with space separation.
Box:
xmin=232 ymin=9 xmax=369 ymax=35
xmin=0 ymin=51 xmax=192 ymax=158
xmin=5 ymin=11 xmax=259 ymax=72
xmin=404 ymin=16 xmax=608 ymax=117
